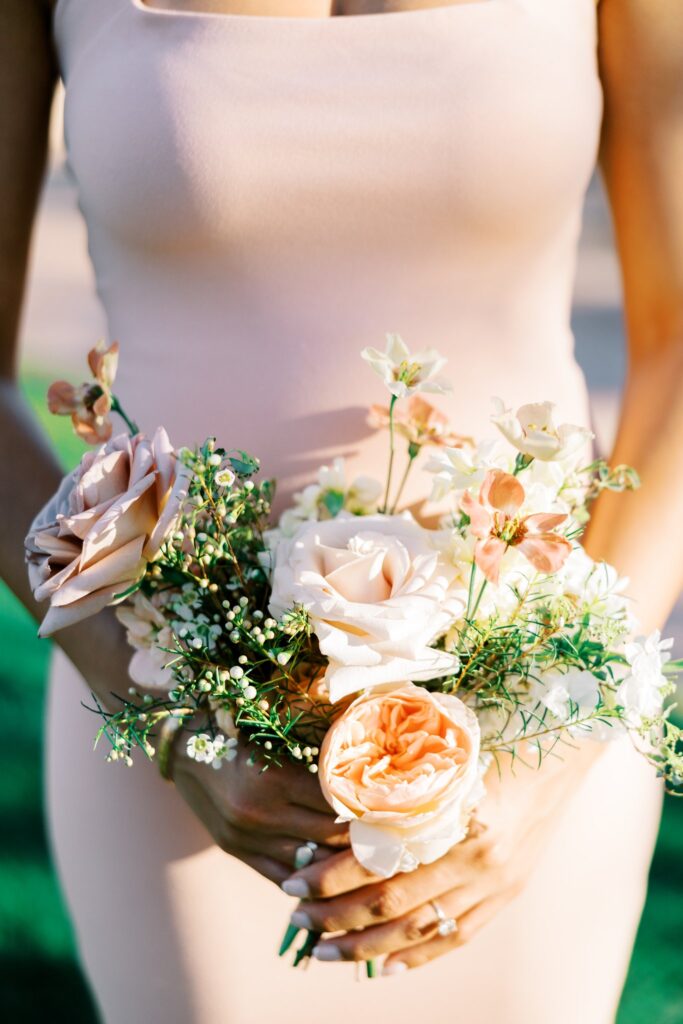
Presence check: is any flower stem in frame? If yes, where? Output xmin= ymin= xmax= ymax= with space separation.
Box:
xmin=381 ymin=395 xmax=398 ymax=514
xmin=390 ymin=445 xmax=419 ymax=514
xmin=366 ymin=959 xmax=377 ymax=979
xmin=111 ymin=395 xmax=140 ymax=436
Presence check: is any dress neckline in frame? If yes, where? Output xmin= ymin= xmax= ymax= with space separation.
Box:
xmin=128 ymin=0 xmax=499 ymax=27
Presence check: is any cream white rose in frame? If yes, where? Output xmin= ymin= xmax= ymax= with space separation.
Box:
xmin=268 ymin=513 xmax=464 ymax=703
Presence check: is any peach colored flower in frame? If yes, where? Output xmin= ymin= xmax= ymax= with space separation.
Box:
xmin=367 ymin=395 xmax=472 ymax=450
xmin=319 ymin=682 xmax=483 ymax=877
xmin=47 ymin=341 xmax=119 ymax=445
xmin=26 ymin=428 xmax=190 ymax=636
xmin=461 ymin=469 xmax=571 ymax=585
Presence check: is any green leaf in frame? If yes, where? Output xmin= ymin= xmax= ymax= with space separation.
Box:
xmin=322 ymin=489 xmax=345 ymax=518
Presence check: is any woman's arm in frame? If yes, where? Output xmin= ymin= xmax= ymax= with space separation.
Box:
xmin=281 ymin=0 xmax=683 ymax=969
xmin=583 ymin=0 xmax=683 ymax=630
xmin=0 ymin=1 xmax=345 ymax=880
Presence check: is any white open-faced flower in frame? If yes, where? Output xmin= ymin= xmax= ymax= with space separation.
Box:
xmin=425 ymin=438 xmax=514 ymax=502
xmin=617 ymin=631 xmax=673 ymax=727
xmin=186 ymin=733 xmax=216 ymax=764
xmin=534 ymin=667 xmax=602 ymax=732
xmin=491 ymin=398 xmax=593 ymax=462
xmin=361 ymin=333 xmax=451 ymax=399
xmin=268 ymin=513 xmax=464 ymax=703
xmin=211 ymin=734 xmax=238 ymax=769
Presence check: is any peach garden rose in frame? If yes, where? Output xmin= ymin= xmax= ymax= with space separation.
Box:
xmin=318 ymin=682 xmax=484 ymax=878
xmin=25 ymin=428 xmax=189 ymax=636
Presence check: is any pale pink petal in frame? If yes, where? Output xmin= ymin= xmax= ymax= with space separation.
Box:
xmin=38 ymin=582 xmax=131 ymax=638
xmin=480 ymin=470 xmax=524 ymax=517
xmin=47 ymin=380 xmax=79 ymax=415
xmin=145 ymin=456 xmax=191 ymax=558
xmin=88 ymin=340 xmax=119 ymax=388
xmin=460 ymin=489 xmax=493 ymax=539
xmin=523 ymin=512 xmax=568 ymax=534
xmin=517 ymin=534 xmax=571 ymax=575
xmin=51 ymin=535 xmax=146 ymax=606
xmin=367 ymin=404 xmax=391 ymax=430
xmin=474 ymin=536 xmax=507 ymax=584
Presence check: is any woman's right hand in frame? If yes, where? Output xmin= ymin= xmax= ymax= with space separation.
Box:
xmin=171 ymin=733 xmax=350 ymax=886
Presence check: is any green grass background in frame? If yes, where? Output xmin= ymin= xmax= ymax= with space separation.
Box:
xmin=1 ymin=373 xmax=682 ymax=1020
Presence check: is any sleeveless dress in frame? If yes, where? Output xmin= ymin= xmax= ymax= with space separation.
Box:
xmin=46 ymin=1 xmax=663 ymax=1021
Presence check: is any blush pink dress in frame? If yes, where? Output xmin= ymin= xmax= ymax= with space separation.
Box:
xmin=47 ymin=1 xmax=662 ymax=1021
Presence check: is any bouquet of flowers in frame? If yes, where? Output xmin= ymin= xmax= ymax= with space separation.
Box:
xmin=26 ymin=336 xmax=683 ymax=970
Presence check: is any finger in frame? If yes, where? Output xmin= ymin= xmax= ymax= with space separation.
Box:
xmin=286 ymin=849 xmax=470 ymax=930
xmin=270 ymin=807 xmax=350 ymax=847
xmin=307 ymin=885 xmax=483 ymax=963
xmin=281 ymin=848 xmax=382 ymax=900
xmin=228 ymin=827 xmax=336 ymax=870
xmin=174 ymin=772 xmax=290 ymax=884
xmin=238 ymin=851 xmax=291 ymax=887
xmin=287 ymin=774 xmax=332 ymax=816
xmin=286 ymin=829 xmax=487 ymax=902
xmin=381 ymin=891 xmax=513 ymax=974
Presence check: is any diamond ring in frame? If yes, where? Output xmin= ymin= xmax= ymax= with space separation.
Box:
xmin=293 ymin=841 xmax=318 ymax=870
xmin=429 ymin=899 xmax=458 ymax=938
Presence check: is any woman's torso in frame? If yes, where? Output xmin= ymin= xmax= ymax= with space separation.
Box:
xmin=53 ymin=0 xmax=602 ymax=508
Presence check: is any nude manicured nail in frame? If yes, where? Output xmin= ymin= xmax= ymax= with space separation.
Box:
xmin=312 ymin=943 xmax=342 ymax=961
xmin=281 ymin=878 xmax=311 ymax=898
xmin=290 ymin=909 xmax=313 ymax=929
xmin=382 ymin=961 xmax=408 ymax=976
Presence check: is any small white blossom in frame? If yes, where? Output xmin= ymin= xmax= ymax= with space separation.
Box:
xmin=215 ymin=468 xmax=235 ymax=488
xmin=361 ymin=333 xmax=451 ymax=399
xmin=212 ymin=734 xmax=238 ymax=768
xmin=186 ymin=733 xmax=216 ymax=764
xmin=491 ymin=398 xmax=593 ymax=463
xmin=617 ymin=631 xmax=674 ymax=726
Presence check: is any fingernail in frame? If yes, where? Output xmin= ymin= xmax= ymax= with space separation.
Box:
xmin=382 ymin=961 xmax=408 ymax=976
xmin=290 ymin=909 xmax=313 ymax=929
xmin=312 ymin=943 xmax=342 ymax=962
xmin=281 ymin=878 xmax=311 ymax=898
xmin=294 ymin=842 xmax=317 ymax=870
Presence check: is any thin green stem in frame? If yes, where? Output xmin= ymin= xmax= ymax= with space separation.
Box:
xmin=382 ymin=395 xmax=398 ymax=514
xmin=111 ymin=395 xmax=140 ymax=436
xmin=469 ymin=579 xmax=488 ymax=621
xmin=390 ymin=448 xmax=418 ymax=514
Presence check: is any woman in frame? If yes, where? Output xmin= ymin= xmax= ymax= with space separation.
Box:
xmin=1 ymin=0 xmax=682 ymax=1021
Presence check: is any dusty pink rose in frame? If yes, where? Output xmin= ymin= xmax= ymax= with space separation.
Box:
xmin=461 ymin=469 xmax=571 ymax=585
xmin=47 ymin=341 xmax=119 ymax=445
xmin=368 ymin=395 xmax=471 ymax=450
xmin=26 ymin=428 xmax=189 ymax=636
xmin=319 ymin=682 xmax=483 ymax=878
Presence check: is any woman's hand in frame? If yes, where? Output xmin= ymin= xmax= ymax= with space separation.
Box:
xmin=172 ymin=734 xmax=349 ymax=887
xmin=281 ymin=741 xmax=603 ymax=972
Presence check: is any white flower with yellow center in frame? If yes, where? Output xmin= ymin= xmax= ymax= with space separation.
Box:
xmin=361 ymin=333 xmax=451 ymax=399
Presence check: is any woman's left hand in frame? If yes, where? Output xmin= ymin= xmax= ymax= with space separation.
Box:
xmin=283 ymin=741 xmax=603 ymax=973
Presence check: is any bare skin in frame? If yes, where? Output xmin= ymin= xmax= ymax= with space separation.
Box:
xmin=140 ymin=1 xmax=484 ymax=18
xmin=1 ymin=0 xmax=682 ymax=973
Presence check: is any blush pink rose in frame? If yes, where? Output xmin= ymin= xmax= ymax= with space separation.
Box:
xmin=268 ymin=513 xmax=464 ymax=704
xmin=26 ymin=428 xmax=190 ymax=637
xmin=319 ymin=682 xmax=484 ymax=878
